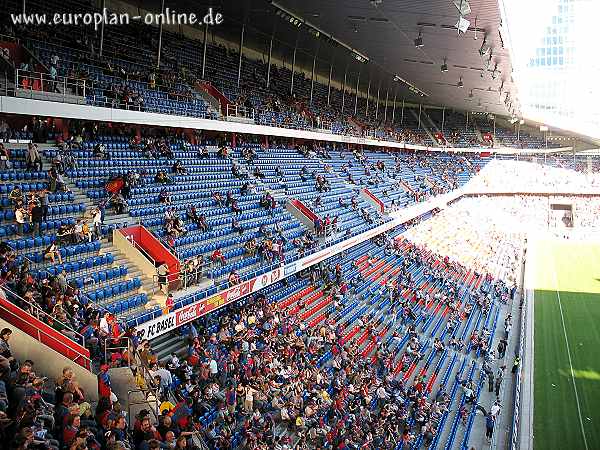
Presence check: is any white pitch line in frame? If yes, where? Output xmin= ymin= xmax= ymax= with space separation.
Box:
xmin=551 ymin=256 xmax=589 ymax=450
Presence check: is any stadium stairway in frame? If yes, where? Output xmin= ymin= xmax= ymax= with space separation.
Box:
xmin=1 ymin=144 xmax=164 ymax=323
xmin=408 ymin=108 xmax=437 ymax=145
xmin=98 ymin=239 xmax=161 ymax=309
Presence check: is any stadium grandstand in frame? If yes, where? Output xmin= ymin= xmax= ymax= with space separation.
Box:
xmin=0 ymin=0 xmax=598 ymax=450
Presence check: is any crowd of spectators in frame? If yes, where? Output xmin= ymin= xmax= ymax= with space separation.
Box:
xmin=0 ymin=324 xmax=208 ymax=450
xmin=130 ymin=223 xmax=518 ymax=450
xmin=469 ymin=159 xmax=600 ymax=193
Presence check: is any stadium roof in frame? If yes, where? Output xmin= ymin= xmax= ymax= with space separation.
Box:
xmin=157 ymin=0 xmax=516 ymax=117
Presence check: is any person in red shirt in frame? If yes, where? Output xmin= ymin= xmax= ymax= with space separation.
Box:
xmin=62 ymin=413 xmax=81 ymax=446
xmin=211 ymin=248 xmax=226 ymax=266
xmin=165 ymin=294 xmax=174 ymax=313
xmin=97 ymin=364 xmax=112 ymax=400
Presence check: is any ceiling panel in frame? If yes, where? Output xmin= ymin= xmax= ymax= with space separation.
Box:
xmin=157 ymin=0 xmax=515 ymax=115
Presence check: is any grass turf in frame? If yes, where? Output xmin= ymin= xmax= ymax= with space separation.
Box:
xmin=533 ymin=239 xmax=600 ymax=450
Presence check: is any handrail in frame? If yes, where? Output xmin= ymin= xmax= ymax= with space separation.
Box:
xmin=133 ymin=347 xmax=210 ymax=450
xmin=0 ymin=34 xmax=20 ymax=44
xmin=1 ymin=284 xmax=86 ymax=346
xmin=509 ymin=288 xmax=528 ymax=450
xmin=153 ymin=265 xmax=207 ymax=291
xmin=24 ymin=37 xmax=158 ymax=77
xmin=15 ymin=68 xmax=87 ymax=98
xmin=127 ymin=236 xmax=156 ymax=267
xmin=153 ymin=233 xmax=180 ymax=260
xmin=0 ymin=287 xmax=91 ymax=369
xmin=87 ymin=95 xmax=215 ymax=119
xmin=126 ymin=388 xmax=159 ymax=427
xmin=18 ymin=253 xmax=35 ymax=267
xmin=104 ymin=336 xmax=132 ymax=372
xmin=226 ymin=103 xmax=255 ymax=120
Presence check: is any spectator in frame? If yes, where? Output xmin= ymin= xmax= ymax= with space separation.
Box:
xmin=0 ymin=144 xmax=9 ymax=170
xmin=26 ymin=143 xmax=43 ymax=172
xmin=211 ymin=248 xmax=226 ymax=267
xmin=15 ymin=206 xmax=27 ymax=236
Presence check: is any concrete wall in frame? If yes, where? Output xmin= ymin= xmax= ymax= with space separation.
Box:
xmin=0 ymin=318 xmax=98 ymax=401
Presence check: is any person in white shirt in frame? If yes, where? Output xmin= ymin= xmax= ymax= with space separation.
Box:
xmin=209 ymin=358 xmax=218 ymax=379
xmin=168 ymin=353 xmax=180 ymax=371
xmin=92 ymin=208 xmax=102 ymax=238
xmin=99 ymin=312 xmax=111 ymax=338
xmin=15 ymin=207 xmax=26 ymax=236
xmin=490 ymin=401 xmax=501 ymax=419
xmin=74 ymin=219 xmax=84 ymax=242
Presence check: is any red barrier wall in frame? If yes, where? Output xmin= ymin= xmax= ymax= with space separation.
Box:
xmin=0 ymin=42 xmax=23 ymax=67
xmin=119 ymin=225 xmax=180 ymax=282
xmin=196 ymin=81 xmax=232 ymax=115
xmin=0 ymin=292 xmax=91 ymax=370
xmin=362 ymin=188 xmax=385 ymax=213
xmin=291 ymin=199 xmax=318 ymax=222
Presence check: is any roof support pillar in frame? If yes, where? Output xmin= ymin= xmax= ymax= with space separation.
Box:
xmin=156 ymin=0 xmax=165 ymax=68
xmin=354 ymin=70 xmax=360 ymax=115
xmin=266 ymin=29 xmax=274 ymax=89
xmin=309 ymin=41 xmax=320 ymax=105
xmin=383 ymin=86 xmax=390 ymax=122
xmin=401 ymin=99 xmax=405 ymax=125
xmin=341 ymin=64 xmax=348 ymax=116
xmin=365 ymin=77 xmax=371 ymax=116
xmin=237 ymin=23 xmax=245 ymax=88
xmin=327 ymin=62 xmax=333 ymax=107
xmin=375 ymin=81 xmax=381 ymax=120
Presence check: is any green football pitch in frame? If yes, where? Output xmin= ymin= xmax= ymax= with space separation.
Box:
xmin=532 ymin=239 xmax=600 ymax=450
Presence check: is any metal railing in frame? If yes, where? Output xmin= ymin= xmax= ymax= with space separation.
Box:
xmin=0 ymin=286 xmax=91 ymax=368
xmin=131 ymin=349 xmax=210 ymax=449
xmin=1 ymin=284 xmax=86 ymax=346
xmin=0 ymin=34 xmax=19 ymax=44
xmin=3 ymin=65 xmax=407 ymax=144
xmin=126 ymin=387 xmax=160 ymax=426
xmin=226 ymin=103 xmax=255 ymax=120
xmin=104 ymin=336 xmax=132 ymax=372
xmin=126 ymin=235 xmax=156 ymax=267
xmin=15 ymin=68 xmax=87 ymax=98
xmin=152 ymin=264 xmax=208 ymax=293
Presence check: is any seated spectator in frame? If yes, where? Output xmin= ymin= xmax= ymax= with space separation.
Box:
xmin=43 ymin=242 xmax=63 ymax=264
xmin=212 ymin=192 xmax=224 ymax=207
xmin=216 ymin=146 xmax=229 ymax=158
xmin=158 ymin=189 xmax=172 ymax=204
xmin=172 ymin=160 xmax=186 ymax=174
xmin=211 ymin=248 xmax=226 ymax=267
xmin=112 ymin=193 xmax=128 ymax=214
xmin=197 ymin=146 xmax=209 ymax=159
xmin=244 ymin=239 xmax=257 ymax=257
xmin=231 ymin=218 xmax=244 ymax=235
xmin=155 ymin=171 xmax=174 ymax=184
xmin=228 ymin=270 xmax=241 ymax=286
xmin=9 ymin=186 xmax=23 ymax=208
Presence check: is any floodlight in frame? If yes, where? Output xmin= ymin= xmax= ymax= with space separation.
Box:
xmin=414 ymin=30 xmax=424 ymax=47
xmin=453 ymin=0 xmax=471 ymax=16
xmin=455 ymin=16 xmax=470 ymax=34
